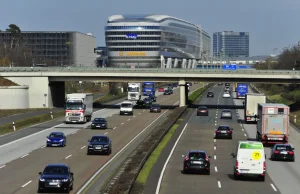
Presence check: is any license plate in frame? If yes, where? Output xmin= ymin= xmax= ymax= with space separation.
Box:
xmin=240 ymin=169 xmax=249 ymax=172
xmin=72 ymin=121 xmax=76 ymax=123
xmin=49 ymin=182 xmax=58 ymax=185
xmin=96 ymin=126 xmax=101 ymax=128
xmin=281 ymin=151 xmax=288 ymax=154
xmin=52 ymin=144 xmax=58 ymax=146
xmin=201 ymin=110 xmax=206 ymax=112
xmin=95 ymin=147 xmax=102 ymax=150
xmin=192 ymin=161 xmax=203 ymax=164
xmin=221 ymin=131 xmax=227 ymax=133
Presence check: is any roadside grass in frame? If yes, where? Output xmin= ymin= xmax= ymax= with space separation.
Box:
xmin=134 ymin=85 xmax=207 ymax=186
xmin=267 ymin=94 xmax=294 ymax=106
xmin=0 ymin=108 xmax=49 ymax=118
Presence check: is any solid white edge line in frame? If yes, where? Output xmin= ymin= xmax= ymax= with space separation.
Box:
xmin=41 ymin=145 xmax=46 ymax=148
xmin=270 ymin=183 xmax=278 ymax=191
xmin=65 ymin=155 xmax=72 ymax=159
xmin=80 ymin=146 xmax=86 ymax=149
xmin=0 ymin=165 xmax=6 ymax=169
xmin=72 ymin=132 xmax=77 ymax=134
xmin=155 ymin=123 xmax=188 ymax=194
xmin=20 ymin=154 xmax=28 ymax=158
xmin=77 ymin=106 xmax=172 ymax=194
xmin=21 ymin=180 xmax=32 ymax=187
xmin=214 ymin=166 xmax=218 ymax=172
xmin=218 ymin=181 xmax=221 ymax=188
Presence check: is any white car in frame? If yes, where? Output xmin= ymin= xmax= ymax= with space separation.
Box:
xmin=223 ymin=92 xmax=231 ymax=98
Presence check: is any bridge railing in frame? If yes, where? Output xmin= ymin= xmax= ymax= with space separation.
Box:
xmin=0 ymin=67 xmax=299 ymax=75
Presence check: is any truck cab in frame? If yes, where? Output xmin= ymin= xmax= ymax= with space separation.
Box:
xmin=120 ymin=101 xmax=134 ymax=115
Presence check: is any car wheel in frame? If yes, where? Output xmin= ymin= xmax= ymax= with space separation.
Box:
xmin=229 ymin=136 xmax=233 ymax=140
xmin=234 ymin=173 xmax=239 ymax=180
xmin=87 ymin=152 xmax=90 ymax=155
xmin=64 ymin=186 xmax=70 ymax=193
xmin=70 ymin=183 xmax=73 ymax=190
xmin=37 ymin=188 xmax=43 ymax=193
xmin=207 ymin=170 xmax=210 ymax=175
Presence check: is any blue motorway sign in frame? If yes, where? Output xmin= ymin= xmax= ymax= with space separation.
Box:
xmin=238 ymin=65 xmax=253 ymax=69
xmin=222 ymin=64 xmax=237 ymax=70
xmin=126 ymin=34 xmax=138 ymax=39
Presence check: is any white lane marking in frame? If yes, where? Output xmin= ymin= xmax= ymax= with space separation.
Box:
xmin=215 ymin=123 xmax=217 ymax=126
xmin=215 ymin=120 xmax=217 ymax=123
xmin=21 ymin=180 xmax=32 ymax=187
xmin=215 ymin=166 xmax=218 ymax=172
xmin=155 ymin=123 xmax=188 ymax=194
xmin=128 ymin=119 xmax=130 ymax=121
xmin=242 ymin=129 xmax=244 ymax=131
xmin=139 ymin=113 xmax=141 ymax=115
xmin=0 ymin=165 xmax=6 ymax=169
xmin=244 ymin=133 xmax=247 ymax=136
xmin=113 ymin=127 xmax=116 ymax=129
xmin=80 ymin=146 xmax=86 ymax=149
xmin=270 ymin=183 xmax=278 ymax=191
xmin=0 ymin=108 xmax=108 ymax=148
xmin=240 ymin=124 xmax=242 ymax=126
xmin=72 ymin=132 xmax=76 ymax=134
xmin=78 ymin=106 xmax=173 ymax=194
xmin=218 ymin=181 xmax=221 ymax=188
xmin=41 ymin=145 xmax=46 ymax=148
xmin=133 ymin=116 xmax=136 ymax=118
xmin=20 ymin=154 xmax=28 ymax=158
xmin=214 ymin=139 xmax=216 ymax=143
xmin=104 ymin=132 xmax=108 ymax=135
xmin=65 ymin=155 xmax=72 ymax=159
xmin=143 ymin=110 xmax=145 ymax=112
xmin=215 ymin=117 xmax=217 ymax=119
xmin=214 ymin=146 xmax=216 ymax=150
xmin=214 ymin=155 xmax=216 ymax=160
xmin=121 ymin=123 xmax=124 ymax=125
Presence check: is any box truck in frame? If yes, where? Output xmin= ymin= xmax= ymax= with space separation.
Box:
xmin=244 ymin=93 xmax=266 ymax=124
xmin=256 ymin=103 xmax=289 ymax=146
xmin=65 ymin=93 xmax=93 ymax=123
xmin=236 ymin=83 xmax=248 ymax=99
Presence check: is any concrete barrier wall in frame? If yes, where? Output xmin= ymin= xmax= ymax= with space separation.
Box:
xmin=0 ymin=86 xmax=29 ymax=109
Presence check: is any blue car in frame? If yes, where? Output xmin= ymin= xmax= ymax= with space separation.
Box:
xmin=87 ymin=135 xmax=112 ymax=155
xmin=46 ymin=132 xmax=66 ymax=147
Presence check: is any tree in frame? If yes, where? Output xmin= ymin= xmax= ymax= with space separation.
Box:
xmin=6 ymin=24 xmax=22 ymax=49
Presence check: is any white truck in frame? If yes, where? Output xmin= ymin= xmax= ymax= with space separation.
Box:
xmin=256 ymin=103 xmax=289 ymax=146
xmin=120 ymin=101 xmax=134 ymax=115
xmin=244 ymin=93 xmax=266 ymax=124
xmin=65 ymin=93 xmax=93 ymax=123
xmin=128 ymin=83 xmax=141 ymax=101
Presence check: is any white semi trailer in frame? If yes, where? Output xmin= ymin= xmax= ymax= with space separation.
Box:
xmin=128 ymin=83 xmax=141 ymax=101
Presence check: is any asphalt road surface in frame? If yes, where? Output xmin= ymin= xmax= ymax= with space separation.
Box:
xmin=155 ymin=84 xmax=278 ymax=194
xmin=0 ymin=85 xmax=196 ymax=194
xmin=0 ymin=93 xmax=104 ymax=126
xmin=235 ymin=87 xmax=300 ymax=194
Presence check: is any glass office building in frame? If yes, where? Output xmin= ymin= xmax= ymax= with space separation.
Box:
xmin=213 ymin=31 xmax=249 ymax=58
xmin=105 ymin=14 xmax=211 ymax=67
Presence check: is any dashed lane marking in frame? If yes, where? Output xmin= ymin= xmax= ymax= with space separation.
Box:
xmin=21 ymin=180 xmax=32 ymax=187
xmin=113 ymin=127 xmax=117 ymax=129
xmin=65 ymin=155 xmax=72 ymax=159
xmin=218 ymin=181 xmax=221 ymax=188
xmin=244 ymin=133 xmax=247 ymax=136
xmin=214 ymin=146 xmax=216 ymax=150
xmin=214 ymin=155 xmax=216 ymax=160
xmin=104 ymin=132 xmax=108 ymax=135
xmin=20 ymin=154 xmax=28 ymax=158
xmin=80 ymin=146 xmax=86 ymax=149
xmin=215 ymin=166 xmax=218 ymax=172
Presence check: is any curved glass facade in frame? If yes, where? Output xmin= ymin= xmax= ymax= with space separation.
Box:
xmin=105 ymin=14 xmax=211 ymax=67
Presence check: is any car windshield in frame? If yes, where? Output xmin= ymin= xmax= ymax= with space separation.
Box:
xmin=94 ymin=118 xmax=106 ymax=122
xmin=49 ymin=133 xmax=63 ymax=138
xmin=189 ymin=152 xmax=206 ymax=160
xmin=43 ymin=166 xmax=68 ymax=175
xmin=121 ymin=103 xmax=132 ymax=107
xmin=152 ymin=104 xmax=160 ymax=107
xmin=208 ymin=92 xmax=213 ymax=94
xmin=218 ymin=126 xmax=230 ymax=130
xmin=128 ymin=87 xmax=139 ymax=92
xmin=223 ymin=110 xmax=231 ymax=113
xmin=276 ymin=146 xmax=292 ymax=151
xmin=91 ymin=136 xmax=108 ymax=143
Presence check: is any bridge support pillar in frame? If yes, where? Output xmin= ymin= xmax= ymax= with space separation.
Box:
xmin=182 ymin=59 xmax=187 ymax=68
xmin=187 ymin=59 xmax=192 ymax=69
xmin=5 ymin=77 xmax=65 ymax=108
xmin=192 ymin=59 xmax=196 ymax=68
xmin=174 ymin=58 xmax=178 ymax=68
xmin=166 ymin=58 xmax=172 ymax=68
xmin=179 ymin=80 xmax=186 ymax=107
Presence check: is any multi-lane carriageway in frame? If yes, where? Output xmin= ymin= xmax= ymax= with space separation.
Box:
xmin=154 ymin=84 xmax=300 ymax=194
xmin=0 ymin=84 xmax=200 ymax=194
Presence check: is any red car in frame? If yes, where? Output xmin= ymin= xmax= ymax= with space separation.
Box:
xmin=158 ymin=88 xmax=164 ymax=92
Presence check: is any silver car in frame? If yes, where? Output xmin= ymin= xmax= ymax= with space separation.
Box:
xmin=221 ymin=110 xmax=232 ymax=119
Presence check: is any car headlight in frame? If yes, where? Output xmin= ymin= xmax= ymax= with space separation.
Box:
xmin=47 ymin=139 xmax=51 ymax=142
xmin=88 ymin=144 xmax=93 ymax=147
xmin=59 ymin=139 xmax=64 ymax=142
xmin=103 ymin=145 xmax=109 ymax=147
xmin=62 ymin=179 xmax=69 ymax=182
xmin=91 ymin=124 xmax=95 ymax=125
xmin=39 ymin=178 xmax=45 ymax=182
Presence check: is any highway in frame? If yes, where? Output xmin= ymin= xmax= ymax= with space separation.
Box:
xmin=235 ymin=87 xmax=300 ymax=194
xmin=155 ymin=84 xmax=278 ymax=194
xmin=0 ymin=85 xmax=197 ymax=194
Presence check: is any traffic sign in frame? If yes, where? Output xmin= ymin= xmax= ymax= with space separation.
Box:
xmin=222 ymin=64 xmax=237 ymax=70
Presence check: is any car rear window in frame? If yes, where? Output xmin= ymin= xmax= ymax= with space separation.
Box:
xmin=276 ymin=146 xmax=292 ymax=151
xmin=218 ymin=126 xmax=230 ymax=130
xmin=198 ymin=107 xmax=207 ymax=110
xmin=189 ymin=152 xmax=206 ymax=160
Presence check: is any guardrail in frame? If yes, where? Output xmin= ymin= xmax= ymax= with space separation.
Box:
xmin=0 ymin=67 xmax=300 ymax=75
xmin=100 ymin=84 xmax=211 ymax=194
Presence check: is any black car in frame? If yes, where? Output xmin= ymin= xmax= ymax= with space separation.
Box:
xmin=207 ymin=92 xmax=214 ymax=97
xmin=225 ymin=83 xmax=230 ymax=86
xmin=215 ymin=125 xmax=233 ymax=139
xmin=182 ymin=150 xmax=211 ymax=174
xmin=91 ymin=118 xmax=107 ymax=129
xmin=150 ymin=104 xmax=161 ymax=113
xmin=136 ymin=99 xmax=146 ymax=108
xmin=38 ymin=164 xmax=74 ymax=193
xmin=87 ymin=135 xmax=112 ymax=155
xmin=143 ymin=97 xmax=152 ymax=105
xmin=197 ymin=106 xmax=209 ymax=116
xmin=168 ymin=84 xmax=174 ymax=89
xmin=164 ymin=89 xmax=173 ymax=95
xmin=270 ymin=144 xmax=295 ymax=162
xmin=149 ymin=94 xmax=157 ymax=102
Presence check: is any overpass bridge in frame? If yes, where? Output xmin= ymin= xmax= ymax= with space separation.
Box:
xmin=1 ymin=67 xmax=300 ymax=109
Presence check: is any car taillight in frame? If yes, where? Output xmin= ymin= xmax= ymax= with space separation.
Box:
xmin=274 ymin=150 xmax=279 ymax=154
xmin=216 ymin=130 xmax=220 ymax=133
xmin=235 ymin=161 xmax=238 ymax=169
xmin=205 ymin=157 xmax=210 ymax=162
xmin=227 ymin=130 xmax=232 ymax=133
xmin=289 ymin=151 xmax=294 ymax=155
xmin=263 ymin=161 xmax=266 ymax=170
xmin=185 ymin=156 xmax=189 ymax=161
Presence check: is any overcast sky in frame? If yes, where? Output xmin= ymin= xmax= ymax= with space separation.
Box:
xmin=1 ymin=0 xmax=299 ymax=56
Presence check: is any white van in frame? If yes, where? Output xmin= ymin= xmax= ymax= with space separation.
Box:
xmin=231 ymin=141 xmax=266 ymax=181
xmin=120 ymin=101 xmax=134 ymax=115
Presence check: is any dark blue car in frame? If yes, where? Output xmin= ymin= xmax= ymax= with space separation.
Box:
xmin=46 ymin=132 xmax=66 ymax=147
xmin=38 ymin=164 xmax=74 ymax=193
xmin=87 ymin=135 xmax=112 ymax=155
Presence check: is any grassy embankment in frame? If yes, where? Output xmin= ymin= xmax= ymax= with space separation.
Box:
xmin=255 ymin=84 xmax=300 ymax=127
xmin=135 ymin=86 xmax=208 ymax=186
